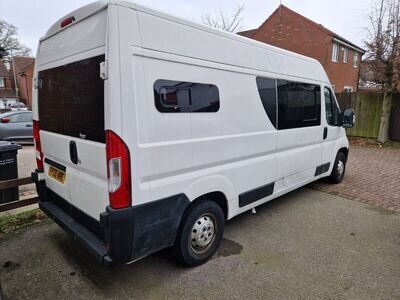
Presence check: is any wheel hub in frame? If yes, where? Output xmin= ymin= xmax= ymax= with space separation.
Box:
xmin=337 ymin=160 xmax=344 ymax=176
xmin=190 ymin=214 xmax=216 ymax=252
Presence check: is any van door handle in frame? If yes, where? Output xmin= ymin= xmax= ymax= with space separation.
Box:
xmin=25 ymin=124 xmax=33 ymax=127
xmin=69 ymin=141 xmax=79 ymax=164
xmin=323 ymin=127 xmax=328 ymax=140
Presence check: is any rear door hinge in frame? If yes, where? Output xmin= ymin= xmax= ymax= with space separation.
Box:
xmin=33 ymin=78 xmax=42 ymax=89
xmin=100 ymin=61 xmax=108 ymax=80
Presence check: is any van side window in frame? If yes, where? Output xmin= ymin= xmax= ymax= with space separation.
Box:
xmin=277 ymin=80 xmax=321 ymax=130
xmin=154 ymin=80 xmax=220 ymax=113
xmin=256 ymin=77 xmax=277 ymax=128
xmin=324 ymin=87 xmax=341 ymax=126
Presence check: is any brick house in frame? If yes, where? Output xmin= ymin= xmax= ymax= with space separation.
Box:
xmin=0 ymin=60 xmax=17 ymax=107
xmin=9 ymin=57 xmax=35 ymax=107
xmin=238 ymin=5 xmax=365 ymax=92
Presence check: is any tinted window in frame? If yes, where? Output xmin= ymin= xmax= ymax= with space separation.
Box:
xmin=154 ymin=80 xmax=220 ymax=113
xmin=324 ymin=87 xmax=341 ymax=126
xmin=256 ymin=77 xmax=277 ymax=128
xmin=277 ymin=80 xmax=321 ymax=129
xmin=38 ymin=55 xmax=105 ymax=143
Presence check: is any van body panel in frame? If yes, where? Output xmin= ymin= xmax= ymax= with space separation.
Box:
xmin=41 ymin=131 xmax=72 ymax=202
xmin=136 ymin=10 xmax=328 ymax=84
xmin=38 ymin=9 xmax=108 ymax=67
xmin=67 ymin=138 xmax=108 ymax=219
xmin=33 ymin=1 xmax=349 ymax=265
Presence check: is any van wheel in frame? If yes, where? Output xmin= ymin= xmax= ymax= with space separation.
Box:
xmin=173 ymin=200 xmax=224 ymax=266
xmin=329 ymin=152 xmax=346 ymax=184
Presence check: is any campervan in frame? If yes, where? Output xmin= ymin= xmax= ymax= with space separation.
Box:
xmin=32 ymin=0 xmax=355 ymax=266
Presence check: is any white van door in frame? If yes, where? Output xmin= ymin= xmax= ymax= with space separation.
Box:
xmin=321 ymin=86 xmax=343 ymax=166
xmin=38 ymin=55 xmax=109 ymax=220
xmin=275 ymin=80 xmax=322 ymax=189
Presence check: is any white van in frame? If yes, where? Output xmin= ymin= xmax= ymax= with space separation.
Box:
xmin=32 ymin=0 xmax=355 ymax=266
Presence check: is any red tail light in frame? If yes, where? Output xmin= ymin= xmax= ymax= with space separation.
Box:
xmin=33 ymin=120 xmax=44 ymax=170
xmin=106 ymin=130 xmax=131 ymax=209
xmin=61 ymin=16 xmax=75 ymax=28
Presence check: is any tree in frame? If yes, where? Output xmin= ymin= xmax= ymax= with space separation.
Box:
xmin=0 ymin=19 xmax=31 ymax=59
xmin=364 ymin=0 xmax=400 ymax=143
xmin=202 ymin=4 xmax=245 ymax=33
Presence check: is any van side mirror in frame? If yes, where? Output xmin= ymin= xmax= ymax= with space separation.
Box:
xmin=341 ymin=108 xmax=355 ymax=128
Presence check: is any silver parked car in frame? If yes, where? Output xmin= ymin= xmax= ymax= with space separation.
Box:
xmin=0 ymin=111 xmax=33 ymax=143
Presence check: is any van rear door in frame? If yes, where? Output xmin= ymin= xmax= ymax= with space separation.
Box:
xmin=35 ymin=7 xmax=109 ymax=220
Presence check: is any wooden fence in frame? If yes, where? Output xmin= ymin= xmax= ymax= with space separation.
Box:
xmin=336 ymin=91 xmax=400 ymax=142
xmin=0 ymin=177 xmax=38 ymax=213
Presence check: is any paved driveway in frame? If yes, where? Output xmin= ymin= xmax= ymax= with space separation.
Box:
xmin=312 ymin=145 xmax=400 ymax=212
xmin=17 ymin=145 xmax=36 ymax=196
xmin=1 ymin=188 xmax=400 ymax=299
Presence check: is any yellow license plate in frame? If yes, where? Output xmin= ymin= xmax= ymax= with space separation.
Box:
xmin=48 ymin=166 xmax=66 ymax=184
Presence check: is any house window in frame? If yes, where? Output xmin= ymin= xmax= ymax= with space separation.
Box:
xmin=0 ymin=78 xmax=4 ymax=88
xmin=154 ymin=79 xmax=220 ymax=113
xmin=343 ymin=48 xmax=348 ymax=63
xmin=343 ymin=86 xmax=353 ymax=93
xmin=332 ymin=43 xmax=339 ymax=63
xmin=353 ymin=53 xmax=359 ymax=68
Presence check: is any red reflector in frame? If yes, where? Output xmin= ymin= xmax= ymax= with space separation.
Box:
xmin=106 ymin=130 xmax=131 ymax=209
xmin=33 ymin=120 xmax=44 ymax=170
xmin=61 ymin=16 xmax=75 ymax=28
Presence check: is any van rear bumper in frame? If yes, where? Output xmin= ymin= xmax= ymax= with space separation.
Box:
xmin=40 ymin=200 xmax=112 ymax=265
xmin=32 ymin=170 xmax=191 ymax=266
xmin=32 ymin=170 xmax=133 ymax=266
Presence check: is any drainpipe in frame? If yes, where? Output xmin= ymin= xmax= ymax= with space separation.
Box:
xmin=11 ymin=52 xmax=19 ymax=110
xmin=21 ymin=73 xmax=30 ymax=107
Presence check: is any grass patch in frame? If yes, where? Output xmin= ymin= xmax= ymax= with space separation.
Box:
xmin=0 ymin=209 xmax=47 ymax=237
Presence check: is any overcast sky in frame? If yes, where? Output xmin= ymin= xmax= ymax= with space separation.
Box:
xmin=1 ymin=0 xmax=372 ymax=56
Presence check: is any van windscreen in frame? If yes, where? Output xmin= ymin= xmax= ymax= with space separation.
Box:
xmin=38 ymin=55 xmax=105 ymax=143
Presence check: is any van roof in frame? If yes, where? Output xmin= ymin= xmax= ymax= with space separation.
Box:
xmin=41 ymin=0 xmax=329 ymax=83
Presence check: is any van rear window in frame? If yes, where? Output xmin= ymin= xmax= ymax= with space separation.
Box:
xmin=38 ymin=55 xmax=105 ymax=143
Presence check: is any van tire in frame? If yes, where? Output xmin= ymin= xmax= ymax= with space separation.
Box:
xmin=329 ymin=152 xmax=346 ymax=184
xmin=173 ymin=200 xmax=224 ymax=266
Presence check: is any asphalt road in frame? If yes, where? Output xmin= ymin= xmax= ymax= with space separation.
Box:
xmin=1 ymin=188 xmax=400 ymax=299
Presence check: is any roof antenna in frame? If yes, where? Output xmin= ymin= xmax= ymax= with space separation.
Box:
xmin=279 ymin=0 xmax=283 ymax=16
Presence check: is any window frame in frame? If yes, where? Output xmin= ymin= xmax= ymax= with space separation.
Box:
xmin=324 ymin=86 xmax=341 ymax=127
xmin=343 ymin=86 xmax=353 ymax=93
xmin=353 ymin=53 xmax=359 ymax=68
xmin=154 ymin=79 xmax=220 ymax=113
xmin=332 ymin=43 xmax=339 ymax=63
xmin=0 ymin=78 xmax=4 ymax=88
xmin=276 ymin=79 xmax=322 ymax=130
xmin=343 ymin=48 xmax=348 ymax=63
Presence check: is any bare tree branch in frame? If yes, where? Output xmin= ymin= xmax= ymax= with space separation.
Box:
xmin=202 ymin=4 xmax=245 ymax=33
xmin=364 ymin=0 xmax=400 ymax=142
xmin=0 ymin=19 xmax=31 ymax=58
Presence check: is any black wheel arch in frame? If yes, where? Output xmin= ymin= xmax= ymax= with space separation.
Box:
xmin=338 ymin=147 xmax=349 ymax=162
